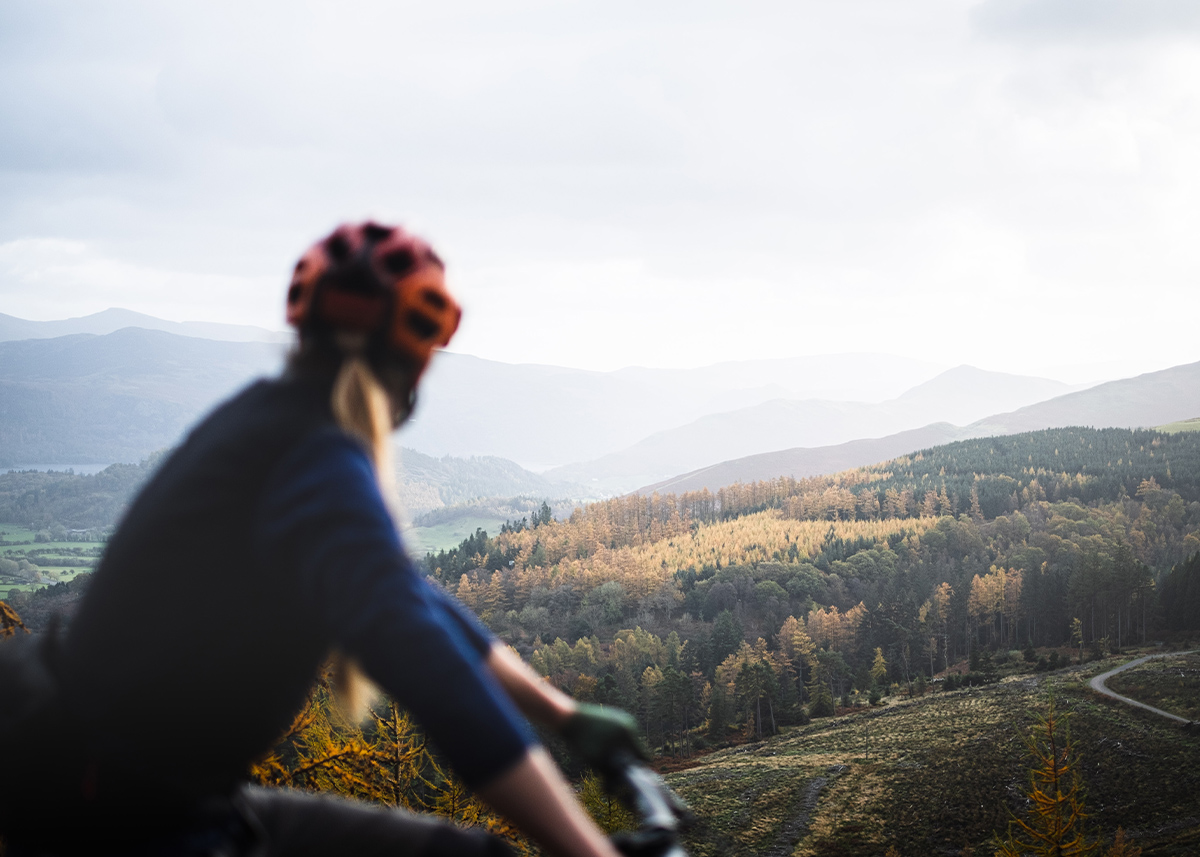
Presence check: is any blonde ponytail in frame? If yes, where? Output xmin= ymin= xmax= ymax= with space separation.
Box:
xmin=327 ymin=351 xmax=399 ymax=720
xmin=330 ymin=354 xmax=396 ymax=496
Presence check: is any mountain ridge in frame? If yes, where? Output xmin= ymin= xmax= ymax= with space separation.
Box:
xmin=0 ymin=308 xmax=289 ymax=344
xmin=551 ymin=365 xmax=1082 ymax=493
xmin=633 ymin=360 xmax=1200 ymax=495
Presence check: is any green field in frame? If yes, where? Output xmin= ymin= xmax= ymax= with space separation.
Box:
xmin=0 ymin=523 xmax=105 ymax=550
xmin=1 ymin=522 xmax=103 ymax=600
xmin=1 ymin=514 xmax=506 ymax=583
xmin=666 ymin=650 xmax=1200 ymax=857
xmin=1157 ymin=416 xmax=1200 ymax=433
xmin=404 ymin=516 xmax=508 ymax=557
xmin=0 ymin=569 xmax=92 ymax=601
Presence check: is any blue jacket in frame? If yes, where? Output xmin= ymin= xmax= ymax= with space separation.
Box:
xmin=59 ymin=373 xmax=533 ymax=823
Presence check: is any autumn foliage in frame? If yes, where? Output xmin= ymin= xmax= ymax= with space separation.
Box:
xmin=0 ymin=601 xmax=26 ymax=638
xmin=993 ymin=697 xmax=1141 ymax=857
xmin=250 ymin=668 xmax=529 ymax=852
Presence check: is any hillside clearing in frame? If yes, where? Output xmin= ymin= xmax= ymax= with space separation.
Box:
xmin=666 ymin=657 xmax=1200 ymax=857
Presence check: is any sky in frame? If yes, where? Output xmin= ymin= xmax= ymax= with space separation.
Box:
xmin=2 ymin=0 xmax=1200 ymax=383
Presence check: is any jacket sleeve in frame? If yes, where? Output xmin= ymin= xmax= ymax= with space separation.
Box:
xmin=421 ymin=578 xmax=495 ymax=656
xmin=254 ymin=428 xmax=535 ymax=788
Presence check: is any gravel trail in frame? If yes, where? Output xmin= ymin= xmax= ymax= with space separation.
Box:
xmin=1088 ymin=650 xmax=1198 ymax=725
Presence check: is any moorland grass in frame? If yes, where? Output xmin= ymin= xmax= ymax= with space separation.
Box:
xmin=666 ymin=656 xmax=1200 ymax=857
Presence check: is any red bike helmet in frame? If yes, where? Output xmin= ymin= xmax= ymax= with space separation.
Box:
xmin=286 ymin=221 xmax=461 ymax=372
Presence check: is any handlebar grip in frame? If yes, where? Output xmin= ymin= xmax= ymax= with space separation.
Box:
xmin=602 ymin=751 xmax=694 ymax=836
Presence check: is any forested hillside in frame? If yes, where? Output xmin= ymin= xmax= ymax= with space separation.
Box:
xmin=0 ymin=456 xmax=164 ymax=533
xmin=396 ymin=448 xmax=587 ymax=518
xmin=426 ymin=426 xmax=1200 ymax=746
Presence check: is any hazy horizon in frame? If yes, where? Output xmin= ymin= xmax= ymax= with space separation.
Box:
xmin=1 ymin=304 xmax=1189 ymax=388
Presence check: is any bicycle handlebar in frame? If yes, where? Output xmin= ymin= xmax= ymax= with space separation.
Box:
xmin=602 ymin=752 xmax=693 ymax=857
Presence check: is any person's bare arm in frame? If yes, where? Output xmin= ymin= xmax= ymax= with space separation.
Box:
xmin=485 ymin=642 xmax=577 ymax=728
xmin=486 ymin=642 xmax=650 ymax=769
xmin=477 ymin=747 xmax=623 ymax=857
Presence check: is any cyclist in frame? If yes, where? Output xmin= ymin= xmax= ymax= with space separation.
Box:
xmin=0 ymin=222 xmax=642 ymax=857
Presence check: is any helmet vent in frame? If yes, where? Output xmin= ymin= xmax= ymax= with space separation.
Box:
xmin=407 ymin=311 xmax=440 ymax=340
xmin=327 ymin=234 xmax=352 ymax=262
xmin=382 ymin=248 xmax=416 ymax=277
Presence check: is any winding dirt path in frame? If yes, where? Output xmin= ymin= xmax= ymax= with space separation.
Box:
xmin=1089 ymin=650 xmax=1198 ymax=725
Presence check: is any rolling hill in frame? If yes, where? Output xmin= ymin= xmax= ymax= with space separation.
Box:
xmin=969 ymin=359 xmax=1200 ymax=435
xmin=400 ymin=351 xmax=949 ymax=469
xmin=0 ymin=329 xmax=286 ymax=466
xmin=640 ymin=423 xmax=968 ymax=495
xmin=554 ymin=366 xmax=1079 ymax=493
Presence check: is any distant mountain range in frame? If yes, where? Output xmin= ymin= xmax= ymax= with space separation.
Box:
xmin=0 ymin=313 xmax=955 ymax=472
xmin=0 ymin=308 xmax=289 ymax=344
xmin=640 ymin=423 xmax=968 ymax=495
xmin=400 ymin=351 xmax=949 ymax=470
xmin=545 ymin=365 xmax=1083 ymax=492
xmin=2 ymin=311 xmax=1197 ymax=514
xmin=640 ymin=361 xmax=1200 ymax=494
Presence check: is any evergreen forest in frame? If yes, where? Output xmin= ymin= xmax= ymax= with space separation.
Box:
xmin=425 ymin=427 xmax=1200 ymax=748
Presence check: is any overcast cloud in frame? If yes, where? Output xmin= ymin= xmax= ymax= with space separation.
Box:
xmin=2 ymin=0 xmax=1199 ymax=381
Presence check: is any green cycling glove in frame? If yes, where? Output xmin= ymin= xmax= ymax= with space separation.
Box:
xmin=560 ymin=702 xmax=651 ymax=773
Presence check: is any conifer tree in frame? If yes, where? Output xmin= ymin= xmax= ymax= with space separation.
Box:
xmin=994 ymin=696 xmax=1140 ymax=857
xmin=871 ymin=647 xmax=888 ymax=685
xmin=994 ymin=695 xmax=1090 ymax=856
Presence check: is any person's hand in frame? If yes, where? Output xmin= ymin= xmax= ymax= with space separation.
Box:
xmin=560 ymin=702 xmax=650 ymax=773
